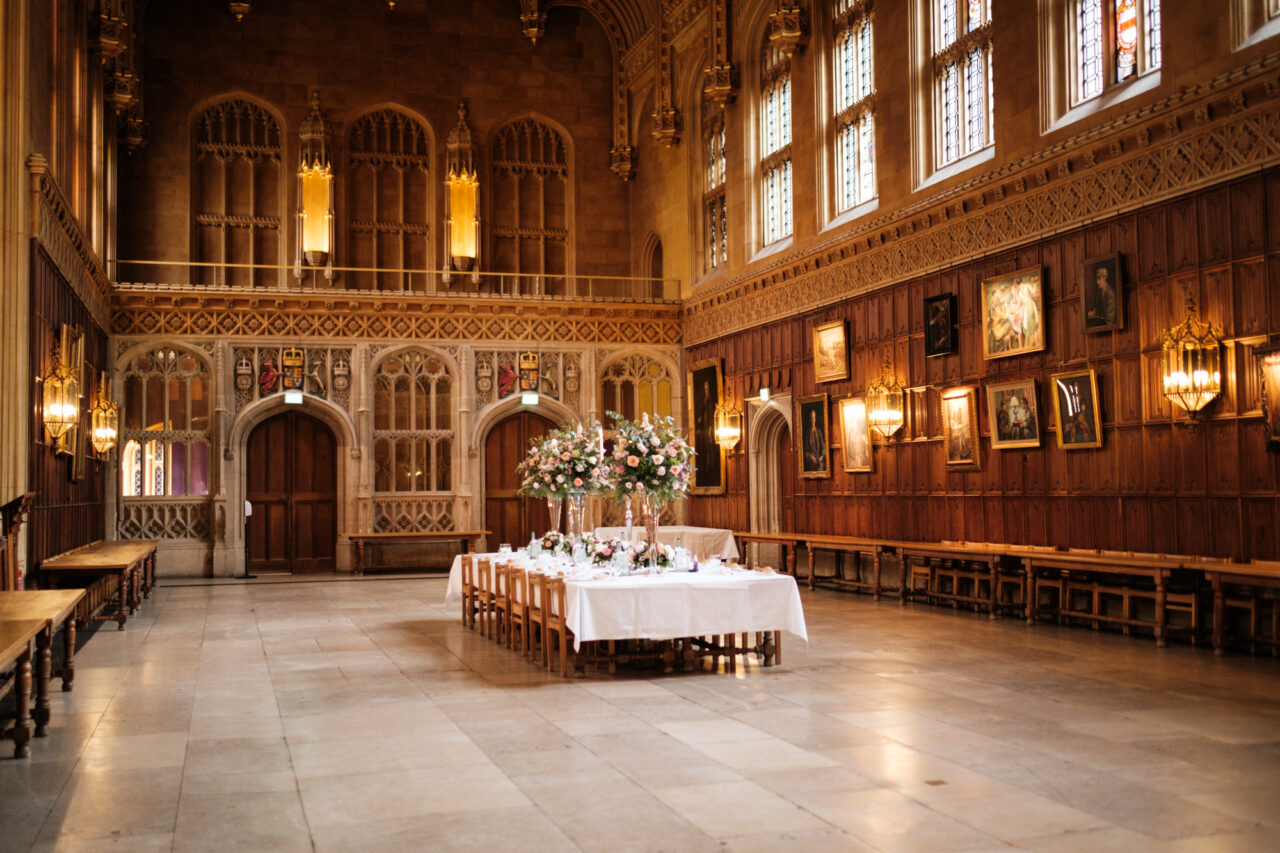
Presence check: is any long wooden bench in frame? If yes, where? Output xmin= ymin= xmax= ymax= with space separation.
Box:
xmin=343 ymin=530 xmax=489 ymax=575
xmin=0 ymin=590 xmax=87 ymax=695
xmin=40 ymin=540 xmax=157 ymax=630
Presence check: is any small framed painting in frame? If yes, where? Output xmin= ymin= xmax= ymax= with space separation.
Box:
xmin=837 ymin=397 xmax=873 ymax=473
xmin=1256 ymin=346 xmax=1280 ymax=451
xmin=987 ymin=379 xmax=1041 ymax=449
xmin=941 ymin=387 xmax=980 ymax=470
xmin=687 ymin=358 xmax=726 ymax=495
xmin=1051 ymin=369 xmax=1103 ymax=449
xmin=981 ymin=266 xmax=1045 ymax=360
xmin=812 ymin=320 xmax=849 ymax=383
xmin=797 ymin=394 xmax=831 ymax=479
xmin=1081 ymin=254 xmax=1123 ymax=334
xmin=924 ymin=293 xmax=956 ymax=357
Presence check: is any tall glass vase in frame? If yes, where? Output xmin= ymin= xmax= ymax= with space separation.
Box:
xmin=642 ymin=493 xmax=665 ymax=569
xmin=566 ymin=492 xmax=587 ymax=546
xmin=545 ymin=496 xmax=563 ymax=534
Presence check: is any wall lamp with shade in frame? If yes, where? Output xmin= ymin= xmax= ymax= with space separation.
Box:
xmin=41 ymin=340 xmax=80 ymax=442
xmin=866 ymin=357 xmax=906 ymax=440
xmin=715 ymin=402 xmax=742 ymax=451
xmin=1160 ymin=298 xmax=1221 ymax=422
xmin=89 ymin=373 xmax=119 ymax=455
xmin=294 ymin=91 xmax=334 ymax=281
xmin=443 ymin=103 xmax=480 ymax=284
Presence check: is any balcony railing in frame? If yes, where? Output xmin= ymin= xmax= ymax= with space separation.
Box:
xmin=109 ymin=259 xmax=680 ymax=303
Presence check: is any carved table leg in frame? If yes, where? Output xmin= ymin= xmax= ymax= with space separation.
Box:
xmin=1211 ymin=574 xmax=1226 ymax=656
xmin=11 ymin=645 xmax=32 ymax=758
xmin=988 ymin=559 xmax=998 ymax=620
xmin=1025 ymin=559 xmax=1038 ymax=626
xmin=61 ymin=616 xmax=76 ymax=691
xmin=1155 ymin=570 xmax=1168 ymax=648
xmin=117 ymin=570 xmax=128 ymax=630
xmin=33 ymin=626 xmax=52 ymax=737
xmin=872 ymin=550 xmax=882 ymax=601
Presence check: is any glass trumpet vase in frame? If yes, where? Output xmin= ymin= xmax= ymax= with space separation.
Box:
xmin=567 ymin=492 xmax=588 ymax=546
xmin=642 ymin=493 xmax=665 ymax=570
xmin=546 ymin=496 xmax=563 ymax=534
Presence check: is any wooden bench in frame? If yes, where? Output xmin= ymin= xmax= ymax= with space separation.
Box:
xmin=40 ymin=540 xmax=157 ymax=630
xmin=803 ymin=534 xmax=902 ymax=599
xmin=1194 ymin=558 xmax=1280 ymax=655
xmin=0 ymin=618 xmax=45 ymax=758
xmin=0 ymin=590 xmax=86 ymax=698
xmin=732 ymin=531 xmax=803 ymax=579
xmin=343 ymin=530 xmax=489 ymax=576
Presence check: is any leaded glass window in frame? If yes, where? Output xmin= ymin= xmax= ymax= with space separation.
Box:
xmin=834 ymin=3 xmax=876 ymax=212
xmin=932 ymin=0 xmax=992 ymax=167
xmin=760 ymin=39 xmax=793 ymax=244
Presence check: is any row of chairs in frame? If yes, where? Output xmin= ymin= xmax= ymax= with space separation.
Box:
xmin=459 ymin=555 xmax=574 ymax=676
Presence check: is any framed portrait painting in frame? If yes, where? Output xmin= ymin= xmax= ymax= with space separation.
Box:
xmin=1081 ymin=254 xmax=1123 ymax=334
xmin=981 ymin=266 xmax=1045 ymax=360
xmin=1256 ymin=346 xmax=1280 ymax=451
xmin=941 ymin=387 xmax=980 ymax=469
xmin=987 ymin=379 xmax=1041 ymax=449
xmin=1051 ymin=369 xmax=1103 ymax=449
xmin=797 ymin=394 xmax=830 ymax=479
xmin=687 ymin=358 xmax=726 ymax=494
xmin=924 ymin=293 xmax=956 ymax=357
xmin=837 ymin=397 xmax=872 ymax=473
xmin=812 ymin=320 xmax=849 ymax=383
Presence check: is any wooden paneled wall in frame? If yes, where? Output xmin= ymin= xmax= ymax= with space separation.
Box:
xmin=27 ymin=245 xmax=107 ymax=576
xmin=688 ymin=171 xmax=1280 ymax=562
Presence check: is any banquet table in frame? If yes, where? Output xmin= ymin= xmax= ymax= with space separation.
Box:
xmin=445 ymin=552 xmax=805 ymax=653
xmin=590 ymin=525 xmax=739 ymax=562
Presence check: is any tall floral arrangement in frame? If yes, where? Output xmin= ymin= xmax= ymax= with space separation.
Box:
xmin=607 ymin=412 xmax=695 ymax=504
xmin=517 ymin=423 xmax=611 ymax=500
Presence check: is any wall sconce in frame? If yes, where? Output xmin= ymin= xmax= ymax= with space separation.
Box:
xmin=443 ymin=103 xmax=480 ymax=284
xmin=715 ymin=404 xmax=742 ymax=451
xmin=866 ymin=357 xmax=905 ymax=440
xmin=1160 ymin=298 xmax=1221 ymax=421
xmin=89 ymin=373 xmax=119 ymax=455
xmin=759 ymin=387 xmax=771 ymax=402
xmin=294 ymin=91 xmax=334 ymax=281
xmin=228 ymin=2 xmax=250 ymax=22
xmin=42 ymin=340 xmax=80 ymax=441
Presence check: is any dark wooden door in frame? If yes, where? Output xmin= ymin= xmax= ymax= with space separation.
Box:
xmin=777 ymin=426 xmax=795 ymax=533
xmin=246 ymin=410 xmax=337 ymax=573
xmin=485 ymin=412 xmax=556 ymax=549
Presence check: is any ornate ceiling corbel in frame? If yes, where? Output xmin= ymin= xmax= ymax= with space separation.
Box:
xmin=520 ymin=0 xmax=547 ymax=43
xmin=650 ymin=8 xmax=681 ymax=147
xmin=768 ymin=2 xmax=809 ymax=59
xmin=703 ymin=0 xmax=737 ymax=106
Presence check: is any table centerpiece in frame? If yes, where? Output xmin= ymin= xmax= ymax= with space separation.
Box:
xmin=607 ymin=411 xmax=695 ymax=568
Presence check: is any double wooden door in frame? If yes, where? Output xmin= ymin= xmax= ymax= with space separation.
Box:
xmin=246 ymin=410 xmax=337 ymax=573
xmin=485 ymin=411 xmax=556 ymax=549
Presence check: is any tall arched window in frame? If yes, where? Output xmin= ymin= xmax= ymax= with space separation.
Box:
xmin=491 ymin=118 xmax=570 ymax=295
xmin=1074 ymin=0 xmax=1161 ymax=104
xmin=373 ymin=350 xmax=453 ymax=493
xmin=760 ymin=37 xmax=793 ymax=245
xmin=833 ymin=0 xmax=876 ymax=214
xmin=600 ymin=354 xmax=674 ymax=427
xmin=346 ymin=108 xmax=433 ymax=291
xmin=120 ymin=346 xmax=211 ymax=496
xmin=704 ymin=101 xmax=728 ymax=273
xmin=931 ymin=0 xmax=992 ymax=167
xmin=192 ymin=98 xmax=283 ymax=287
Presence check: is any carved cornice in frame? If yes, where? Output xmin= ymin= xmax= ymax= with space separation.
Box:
xmin=28 ymin=155 xmax=112 ymax=328
xmin=684 ymin=59 xmax=1280 ymax=346
xmin=111 ymin=290 xmax=683 ymax=346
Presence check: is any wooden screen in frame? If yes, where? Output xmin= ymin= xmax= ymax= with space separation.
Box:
xmin=245 ymin=410 xmax=337 ymax=573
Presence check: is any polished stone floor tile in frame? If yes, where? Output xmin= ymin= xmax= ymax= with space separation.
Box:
xmin=5 ymin=575 xmax=1279 ymax=852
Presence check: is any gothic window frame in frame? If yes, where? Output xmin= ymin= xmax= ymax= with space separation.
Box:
xmin=372 ymin=347 xmax=456 ymax=494
xmin=758 ymin=37 xmax=794 ymax=249
xmin=830 ymin=0 xmax=878 ymax=220
xmin=599 ymin=353 xmax=677 ymax=428
xmin=119 ymin=344 xmax=213 ymax=498
xmin=703 ymin=104 xmax=729 ymax=275
xmin=1232 ymin=0 xmax=1280 ymax=49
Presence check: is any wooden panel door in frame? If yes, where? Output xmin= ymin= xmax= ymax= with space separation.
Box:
xmin=246 ymin=410 xmax=337 ymax=573
xmin=484 ymin=412 xmax=556 ymax=550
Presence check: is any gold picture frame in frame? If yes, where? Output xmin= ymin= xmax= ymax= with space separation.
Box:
xmin=837 ymin=396 xmax=873 ymax=473
xmin=812 ymin=319 xmax=849 ymax=383
xmin=1051 ymin=369 xmax=1103 ymax=449
xmin=797 ymin=394 xmax=831 ymax=479
xmin=941 ymin=387 xmax=980 ymax=470
xmin=981 ymin=266 xmax=1045 ymax=360
xmin=987 ymin=379 xmax=1041 ymax=449
xmin=1258 ymin=346 xmax=1280 ymax=452
xmin=687 ymin=358 xmax=726 ymax=494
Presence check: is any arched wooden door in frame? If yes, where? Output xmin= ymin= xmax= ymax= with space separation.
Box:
xmin=484 ymin=411 xmax=557 ymax=549
xmin=246 ymin=410 xmax=337 ymax=573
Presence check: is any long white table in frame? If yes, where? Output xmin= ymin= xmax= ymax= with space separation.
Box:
xmin=445 ymin=553 xmax=806 ymax=652
xmin=590 ymin=525 xmax=739 ymax=561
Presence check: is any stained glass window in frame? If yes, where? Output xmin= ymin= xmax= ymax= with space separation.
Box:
xmin=1073 ymin=0 xmax=1160 ymax=105
xmin=760 ymin=39 xmax=793 ymax=243
xmin=932 ymin=0 xmax=992 ymax=167
xmin=834 ymin=8 xmax=876 ymax=212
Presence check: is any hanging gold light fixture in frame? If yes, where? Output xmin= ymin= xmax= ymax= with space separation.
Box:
xmin=1160 ymin=297 xmax=1221 ymax=420
xmin=443 ymin=103 xmax=480 ymax=284
xmin=865 ymin=357 xmax=905 ymax=440
xmin=41 ymin=341 xmax=80 ymax=441
xmin=89 ymin=373 xmax=120 ymax=455
xmin=294 ymin=91 xmax=334 ymax=281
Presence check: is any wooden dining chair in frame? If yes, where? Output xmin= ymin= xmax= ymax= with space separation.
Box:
xmin=507 ymin=567 xmax=531 ymax=656
xmin=542 ymin=577 xmax=572 ymax=676
xmin=491 ymin=561 xmax=511 ymax=647
xmin=473 ymin=557 xmax=495 ymax=639
xmin=526 ymin=571 xmax=549 ymax=664
xmin=460 ymin=554 xmax=476 ymax=629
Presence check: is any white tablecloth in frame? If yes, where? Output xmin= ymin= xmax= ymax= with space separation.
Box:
xmin=445 ymin=553 xmax=806 ymax=651
xmin=591 ymin=525 xmax=739 ymax=561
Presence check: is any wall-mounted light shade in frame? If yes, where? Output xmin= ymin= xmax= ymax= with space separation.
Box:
xmin=42 ymin=343 xmax=80 ymax=441
xmin=715 ymin=407 xmax=742 ymax=451
xmin=866 ymin=357 xmax=905 ymax=440
xmin=89 ymin=374 xmax=119 ymax=454
xmin=1160 ymin=299 xmax=1221 ymax=418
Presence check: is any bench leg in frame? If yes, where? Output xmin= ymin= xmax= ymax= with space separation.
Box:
xmin=61 ymin=616 xmax=76 ymax=691
xmin=11 ymin=646 xmax=32 ymax=758
xmin=33 ymin=627 xmax=52 ymax=737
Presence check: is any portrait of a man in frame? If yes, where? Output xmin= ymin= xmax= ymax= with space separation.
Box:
xmin=1052 ymin=370 xmax=1103 ymax=449
xmin=1082 ymin=254 xmax=1123 ymax=333
xmin=798 ymin=395 xmax=830 ymax=478
xmin=687 ymin=359 xmax=725 ymax=494
xmin=924 ymin=293 xmax=956 ymax=357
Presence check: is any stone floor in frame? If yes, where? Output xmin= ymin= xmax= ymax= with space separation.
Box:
xmin=2 ymin=574 xmax=1279 ymax=852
